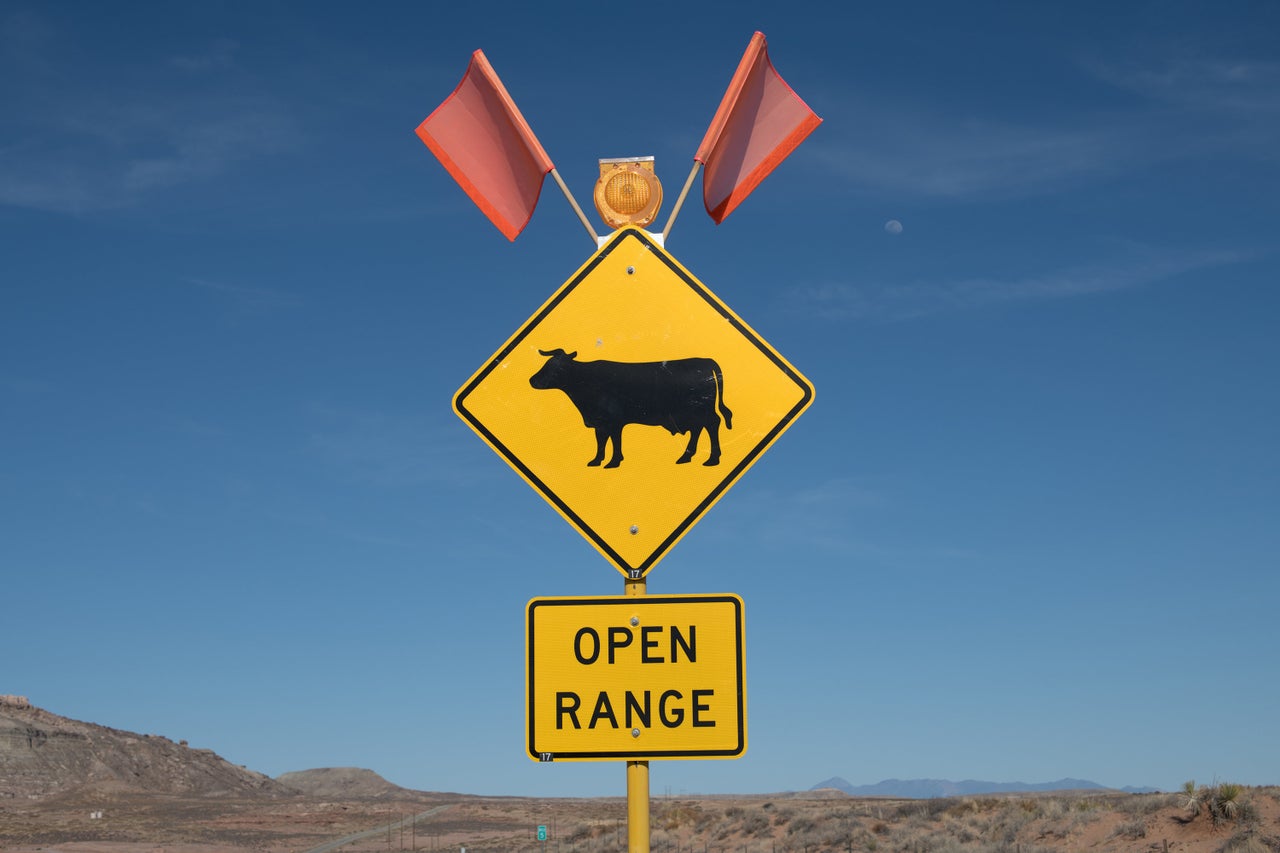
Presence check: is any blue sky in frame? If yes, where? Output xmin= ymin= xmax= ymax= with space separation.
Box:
xmin=3 ymin=1 xmax=1278 ymax=798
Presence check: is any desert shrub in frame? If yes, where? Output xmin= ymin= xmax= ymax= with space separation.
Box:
xmin=656 ymin=803 xmax=701 ymax=830
xmin=740 ymin=812 xmax=771 ymax=836
xmin=940 ymin=815 xmax=979 ymax=844
xmin=834 ymin=804 xmax=865 ymax=824
xmin=770 ymin=816 xmax=855 ymax=848
xmin=785 ymin=814 xmax=818 ymax=836
xmin=983 ymin=803 xmax=1036 ymax=845
xmin=792 ymin=821 xmax=860 ymax=851
xmin=1064 ymin=803 xmax=1105 ymax=833
xmin=1039 ymin=797 xmax=1067 ymax=820
xmin=950 ymin=797 xmax=1001 ymax=816
xmin=1116 ymin=792 xmax=1175 ymax=815
xmin=648 ymin=827 xmax=677 ymax=849
xmin=1219 ymin=831 xmax=1273 ymax=853
xmin=895 ymin=797 xmax=959 ymax=820
xmin=771 ymin=806 xmax=794 ymax=826
xmin=897 ymin=807 xmax=932 ymax=833
xmin=925 ymin=839 xmax=993 ymax=853
xmin=1054 ymin=796 xmax=1106 ymax=835
xmin=1111 ymin=818 xmax=1147 ymax=839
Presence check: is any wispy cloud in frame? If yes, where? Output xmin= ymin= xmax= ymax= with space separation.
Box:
xmin=307 ymin=408 xmax=488 ymax=490
xmin=169 ymin=39 xmax=241 ymax=74
xmin=1083 ymin=54 xmax=1280 ymax=116
xmin=784 ymin=247 xmax=1254 ymax=322
xmin=815 ymin=48 xmax=1279 ymax=202
xmin=811 ymin=109 xmax=1137 ymax=200
xmin=702 ymin=477 xmax=974 ymax=562
xmin=1080 ymin=51 xmax=1280 ymax=165
xmin=180 ymin=277 xmax=301 ymax=312
xmin=0 ymin=100 xmax=296 ymax=214
xmin=0 ymin=18 xmax=295 ymax=214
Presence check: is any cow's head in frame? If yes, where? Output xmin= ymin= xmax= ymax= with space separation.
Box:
xmin=529 ymin=348 xmax=578 ymax=389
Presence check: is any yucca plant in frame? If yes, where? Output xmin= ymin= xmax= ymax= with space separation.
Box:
xmin=1182 ymin=780 xmax=1204 ymax=817
xmin=1213 ymin=783 xmax=1243 ymax=823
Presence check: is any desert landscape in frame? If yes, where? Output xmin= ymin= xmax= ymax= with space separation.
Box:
xmin=7 ymin=783 xmax=1280 ymax=853
xmin=4 ymin=697 xmax=1277 ymax=853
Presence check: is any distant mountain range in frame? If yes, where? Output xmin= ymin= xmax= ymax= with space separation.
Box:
xmin=812 ymin=777 xmax=1158 ymax=798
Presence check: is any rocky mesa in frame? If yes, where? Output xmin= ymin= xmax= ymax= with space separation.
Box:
xmin=0 ymin=695 xmax=286 ymax=800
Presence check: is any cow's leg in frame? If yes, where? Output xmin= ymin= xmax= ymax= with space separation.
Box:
xmin=604 ymin=428 xmax=624 ymax=468
xmin=677 ymin=427 xmax=701 ymax=464
xmin=588 ymin=429 xmax=608 ymax=467
xmin=703 ymin=420 xmax=721 ymax=467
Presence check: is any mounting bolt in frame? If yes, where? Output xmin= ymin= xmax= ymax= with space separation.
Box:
xmin=629 ymin=525 xmax=639 ymax=535
xmin=631 ymin=728 xmax=641 ymax=738
xmin=630 ymin=616 xmax=639 ymax=627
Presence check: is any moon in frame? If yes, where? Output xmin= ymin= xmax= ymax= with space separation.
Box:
xmin=884 ymin=219 xmax=903 ymax=235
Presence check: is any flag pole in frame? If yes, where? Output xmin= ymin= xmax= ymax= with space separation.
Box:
xmin=661 ymin=161 xmax=702 ymax=242
xmin=550 ymin=169 xmax=600 ymax=245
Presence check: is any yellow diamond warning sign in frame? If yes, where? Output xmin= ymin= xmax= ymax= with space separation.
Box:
xmin=526 ymin=594 xmax=745 ymax=761
xmin=454 ymin=227 xmax=814 ymax=578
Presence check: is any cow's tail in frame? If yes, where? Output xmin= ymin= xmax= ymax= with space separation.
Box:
xmin=713 ymin=361 xmax=733 ymax=429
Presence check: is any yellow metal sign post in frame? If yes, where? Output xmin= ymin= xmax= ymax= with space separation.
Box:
xmin=625 ymin=579 xmax=649 ymax=853
xmin=455 ymin=227 xmax=813 ymax=579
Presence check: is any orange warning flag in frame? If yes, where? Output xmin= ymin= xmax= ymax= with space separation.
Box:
xmin=416 ymin=51 xmax=554 ymax=241
xmin=695 ymin=32 xmax=822 ymax=224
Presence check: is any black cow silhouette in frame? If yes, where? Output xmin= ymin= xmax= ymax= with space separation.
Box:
xmin=529 ymin=348 xmax=733 ymax=469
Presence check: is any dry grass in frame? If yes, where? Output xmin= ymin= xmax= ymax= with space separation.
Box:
xmin=2 ymin=785 xmax=1279 ymax=853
